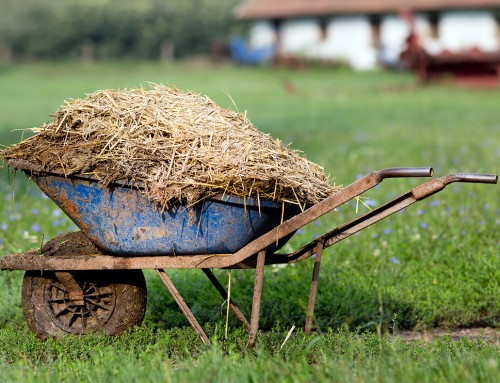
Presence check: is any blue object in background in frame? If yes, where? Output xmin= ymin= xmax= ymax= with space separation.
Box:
xmin=230 ymin=37 xmax=276 ymax=65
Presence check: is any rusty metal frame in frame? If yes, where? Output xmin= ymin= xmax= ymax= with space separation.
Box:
xmin=249 ymin=172 xmax=499 ymax=267
xmin=1 ymin=168 xmax=496 ymax=346
xmin=304 ymin=242 xmax=324 ymax=336
xmin=246 ymin=250 xmax=266 ymax=348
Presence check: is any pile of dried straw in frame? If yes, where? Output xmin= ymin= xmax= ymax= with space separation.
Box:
xmin=1 ymin=84 xmax=339 ymax=208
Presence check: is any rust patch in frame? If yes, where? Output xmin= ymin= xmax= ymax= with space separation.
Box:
xmin=133 ymin=227 xmax=148 ymax=241
xmin=34 ymin=177 xmax=91 ymax=234
xmin=104 ymin=232 xmax=119 ymax=247
xmin=132 ymin=227 xmax=170 ymax=242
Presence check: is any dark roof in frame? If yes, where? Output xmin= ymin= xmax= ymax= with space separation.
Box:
xmin=234 ymin=0 xmax=500 ymax=20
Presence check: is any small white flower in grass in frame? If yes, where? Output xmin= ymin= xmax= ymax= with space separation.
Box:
xmin=373 ymin=248 xmax=381 ymax=257
xmin=272 ymin=264 xmax=287 ymax=272
xmin=23 ymin=231 xmax=38 ymax=243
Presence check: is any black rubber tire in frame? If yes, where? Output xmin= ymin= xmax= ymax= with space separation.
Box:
xmin=21 ymin=270 xmax=147 ymax=339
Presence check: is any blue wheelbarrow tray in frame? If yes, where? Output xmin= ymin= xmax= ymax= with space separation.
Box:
xmin=31 ymin=171 xmax=300 ymax=256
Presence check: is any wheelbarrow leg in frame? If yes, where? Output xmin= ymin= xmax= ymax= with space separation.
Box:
xmin=246 ymin=250 xmax=266 ymax=348
xmin=155 ymin=269 xmax=211 ymax=345
xmin=202 ymin=269 xmax=251 ymax=333
xmin=305 ymin=242 xmax=324 ymax=335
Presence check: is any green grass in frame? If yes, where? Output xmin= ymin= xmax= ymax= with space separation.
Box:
xmin=0 ymin=61 xmax=499 ymax=381
xmin=0 ymin=325 xmax=499 ymax=383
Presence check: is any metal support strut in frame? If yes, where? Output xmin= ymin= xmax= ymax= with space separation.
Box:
xmin=155 ymin=269 xmax=211 ymax=345
xmin=202 ymin=268 xmax=251 ymax=332
xmin=246 ymin=250 xmax=266 ymax=348
xmin=305 ymin=242 xmax=324 ymax=335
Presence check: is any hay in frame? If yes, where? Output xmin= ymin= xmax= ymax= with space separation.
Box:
xmin=1 ymin=84 xmax=340 ymax=208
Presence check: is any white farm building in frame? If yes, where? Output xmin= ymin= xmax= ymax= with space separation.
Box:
xmin=233 ymin=0 xmax=500 ymax=70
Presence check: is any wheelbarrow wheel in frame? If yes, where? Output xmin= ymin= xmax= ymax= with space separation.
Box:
xmin=21 ymin=270 xmax=147 ymax=339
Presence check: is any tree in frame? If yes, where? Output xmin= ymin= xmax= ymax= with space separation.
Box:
xmin=0 ymin=0 xmax=240 ymax=61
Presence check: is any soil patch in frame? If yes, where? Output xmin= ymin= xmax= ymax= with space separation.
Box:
xmin=393 ymin=327 xmax=499 ymax=344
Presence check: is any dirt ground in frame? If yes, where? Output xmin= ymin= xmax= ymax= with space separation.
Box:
xmin=392 ymin=327 xmax=499 ymax=344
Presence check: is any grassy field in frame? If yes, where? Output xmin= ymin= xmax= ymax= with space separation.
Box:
xmin=0 ymin=61 xmax=499 ymax=382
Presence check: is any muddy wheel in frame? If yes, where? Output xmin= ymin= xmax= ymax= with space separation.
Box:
xmin=22 ymin=270 xmax=147 ymax=339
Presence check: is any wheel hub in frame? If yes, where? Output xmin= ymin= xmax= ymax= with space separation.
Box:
xmin=44 ymin=276 xmax=116 ymax=334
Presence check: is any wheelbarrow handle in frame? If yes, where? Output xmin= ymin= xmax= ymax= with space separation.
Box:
xmin=270 ymin=171 xmax=497 ymax=266
xmin=412 ymin=172 xmax=497 ymax=200
xmin=378 ymin=167 xmax=434 ymax=179
xmin=445 ymin=173 xmax=498 ymax=184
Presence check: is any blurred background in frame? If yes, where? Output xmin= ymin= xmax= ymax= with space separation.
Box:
xmin=2 ymin=0 xmax=500 ymax=77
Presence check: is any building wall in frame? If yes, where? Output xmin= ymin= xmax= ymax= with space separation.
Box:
xmin=438 ymin=11 xmax=499 ymax=52
xmin=249 ymin=21 xmax=277 ymax=48
xmin=247 ymin=9 xmax=500 ymax=70
xmin=308 ymin=16 xmax=377 ymax=70
xmin=280 ymin=19 xmax=323 ymax=54
xmin=249 ymin=17 xmax=377 ymax=69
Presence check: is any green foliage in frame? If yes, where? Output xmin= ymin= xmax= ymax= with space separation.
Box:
xmin=0 ymin=0 xmax=240 ymax=60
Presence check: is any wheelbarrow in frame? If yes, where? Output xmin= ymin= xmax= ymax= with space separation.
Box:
xmin=0 ymin=159 xmax=497 ymax=347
